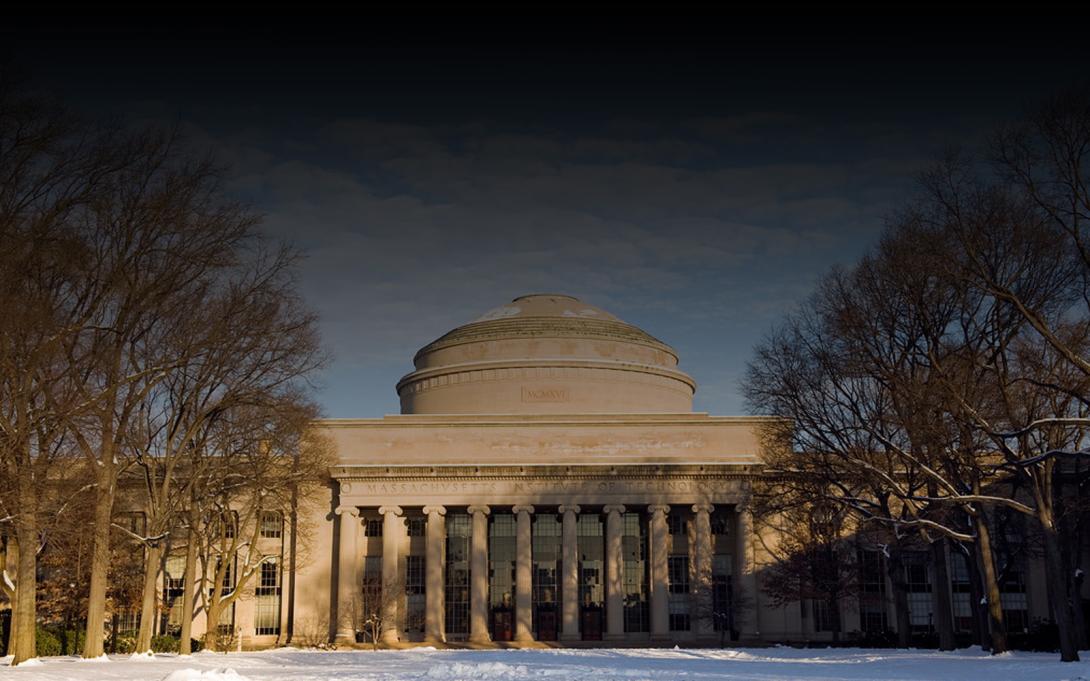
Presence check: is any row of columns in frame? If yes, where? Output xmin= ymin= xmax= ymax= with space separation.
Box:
xmin=335 ymin=502 xmax=751 ymax=644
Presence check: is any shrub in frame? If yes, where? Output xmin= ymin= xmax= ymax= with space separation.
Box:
xmin=35 ymin=625 xmax=61 ymax=657
xmin=111 ymin=634 xmax=136 ymax=654
xmin=54 ymin=628 xmax=86 ymax=655
xmin=150 ymin=634 xmax=179 ymax=653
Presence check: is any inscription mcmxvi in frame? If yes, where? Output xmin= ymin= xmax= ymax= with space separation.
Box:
xmin=521 ymin=386 xmax=570 ymax=402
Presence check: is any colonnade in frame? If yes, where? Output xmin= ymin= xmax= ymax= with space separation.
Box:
xmin=333 ymin=502 xmax=755 ymax=645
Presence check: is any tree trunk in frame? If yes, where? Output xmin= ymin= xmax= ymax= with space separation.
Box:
xmin=135 ymin=542 xmax=163 ymax=653
xmin=1073 ymin=566 xmax=1088 ymax=651
xmin=886 ymin=546 xmax=912 ymax=647
xmin=205 ymin=598 xmax=222 ymax=652
xmin=11 ymin=516 xmax=37 ymax=665
xmin=974 ymin=514 xmax=1008 ymax=654
xmin=1041 ymin=519 xmax=1080 ymax=662
xmin=179 ymin=528 xmax=198 ymax=655
xmin=962 ymin=543 xmax=988 ymax=649
xmin=931 ymin=538 xmax=956 ymax=651
xmin=83 ymin=461 xmax=117 ymax=659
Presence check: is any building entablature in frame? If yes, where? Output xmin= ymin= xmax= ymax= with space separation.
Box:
xmin=331 ymin=462 xmax=758 ymax=508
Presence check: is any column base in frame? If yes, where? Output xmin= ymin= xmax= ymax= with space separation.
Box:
xmin=469 ymin=633 xmax=491 ymax=645
xmin=334 ymin=631 xmax=357 ymax=646
xmin=604 ymin=632 xmax=627 ymax=642
xmin=559 ymin=632 xmax=581 ymax=642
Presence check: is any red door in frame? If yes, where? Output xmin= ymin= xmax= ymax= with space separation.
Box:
xmin=492 ymin=609 xmax=514 ymax=641
xmin=536 ymin=608 xmax=558 ymax=641
xmin=581 ymin=608 xmax=602 ymax=640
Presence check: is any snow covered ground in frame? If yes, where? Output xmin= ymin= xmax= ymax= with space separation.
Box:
xmin=2 ymin=646 xmax=1090 ymax=681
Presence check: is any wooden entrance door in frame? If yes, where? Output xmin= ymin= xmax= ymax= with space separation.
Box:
xmin=536 ymin=607 xmax=558 ymax=641
xmin=492 ymin=609 xmax=514 ymax=641
xmin=581 ymin=608 xmax=602 ymax=640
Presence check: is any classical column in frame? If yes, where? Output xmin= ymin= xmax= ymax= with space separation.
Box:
xmin=603 ymin=504 xmax=626 ymax=640
xmin=334 ymin=505 xmax=360 ymax=645
xmin=513 ymin=505 xmax=535 ymax=642
xmin=735 ymin=500 xmax=759 ymax=639
xmin=692 ymin=503 xmax=714 ymax=637
xmin=379 ymin=505 xmax=403 ymax=645
xmin=468 ymin=505 xmax=491 ymax=644
xmin=559 ymin=504 xmax=581 ymax=641
xmin=423 ymin=505 xmax=446 ymax=643
xmin=648 ymin=504 xmax=670 ymax=639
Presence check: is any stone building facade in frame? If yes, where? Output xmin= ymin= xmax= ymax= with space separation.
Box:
xmin=153 ymin=294 xmax=1058 ymax=648
xmin=293 ymin=294 xmax=770 ymax=646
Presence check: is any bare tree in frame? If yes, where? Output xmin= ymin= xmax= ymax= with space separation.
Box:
xmin=0 ymin=72 xmax=135 ymax=665
xmin=356 ymin=573 xmax=405 ymax=650
xmin=192 ymin=399 xmax=331 ymax=652
xmin=755 ymin=495 xmax=859 ymax=643
xmin=125 ymin=243 xmax=324 ymax=654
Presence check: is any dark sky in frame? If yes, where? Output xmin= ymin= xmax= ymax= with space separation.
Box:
xmin=7 ymin=11 xmax=1088 ymax=417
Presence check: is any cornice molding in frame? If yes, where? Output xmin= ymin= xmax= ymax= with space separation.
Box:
xmin=396 ymin=358 xmax=696 ymax=396
xmin=329 ymin=462 xmax=761 ymax=482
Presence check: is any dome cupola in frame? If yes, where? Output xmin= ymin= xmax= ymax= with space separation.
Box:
xmin=396 ymin=294 xmax=695 ymax=414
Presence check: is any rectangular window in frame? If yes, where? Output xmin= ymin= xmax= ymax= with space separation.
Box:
xmin=621 ymin=512 xmax=649 ymax=633
xmin=490 ymin=513 xmax=517 ymax=615
xmin=532 ymin=513 xmax=561 ymax=639
xmin=858 ymin=548 xmax=888 ymax=634
xmin=812 ymin=599 xmax=839 ymax=632
xmin=998 ymin=553 xmax=1028 ymax=633
xmin=260 ymin=511 xmax=282 ymax=539
xmin=950 ymin=551 xmax=974 ymax=632
xmin=255 ymin=557 xmax=280 ymax=636
xmin=577 ymin=513 xmax=604 ymax=612
xmin=668 ymin=556 xmax=690 ymax=594
xmin=445 ymin=512 xmax=472 ymax=636
xmin=163 ymin=555 xmax=186 ymax=631
xmin=711 ymin=553 xmax=732 ymax=632
xmin=668 ymin=555 xmax=690 ymax=632
xmin=904 ymin=551 xmax=932 ymax=631
xmin=358 ymin=556 xmax=383 ymax=641
xmin=364 ymin=518 xmax=383 ymax=537
xmin=216 ymin=512 xmax=236 ymax=539
xmin=406 ymin=555 xmax=425 ymax=595
xmin=710 ymin=509 xmax=730 ymax=536
xmin=406 ymin=517 xmax=426 ymax=537
xmin=405 ymin=555 xmax=426 ymax=633
xmin=667 ymin=513 xmax=685 ymax=536
xmin=260 ymin=560 xmax=279 ymax=590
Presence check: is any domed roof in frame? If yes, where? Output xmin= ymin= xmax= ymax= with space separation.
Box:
xmin=414 ymin=294 xmax=675 ymax=366
xmin=397 ymin=294 xmax=695 ymax=415
xmin=474 ymin=294 xmax=622 ymax=322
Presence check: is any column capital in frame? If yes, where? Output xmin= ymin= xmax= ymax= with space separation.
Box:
xmin=467 ymin=504 xmax=491 ymax=516
xmin=334 ymin=505 xmax=359 ymax=518
xmin=603 ymin=504 xmax=626 ymax=515
xmin=512 ymin=505 xmax=535 ymax=515
xmin=558 ymin=504 xmax=581 ymax=515
xmin=647 ymin=504 xmax=670 ymax=516
xmin=423 ymin=505 xmax=447 ymax=516
xmin=378 ymin=505 xmax=403 ymax=517
xmin=692 ymin=503 xmax=714 ymax=514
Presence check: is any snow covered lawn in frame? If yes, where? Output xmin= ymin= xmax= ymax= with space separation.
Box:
xmin=2 ymin=646 xmax=1090 ymax=681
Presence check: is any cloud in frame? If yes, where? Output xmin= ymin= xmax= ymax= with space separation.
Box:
xmin=187 ymin=113 xmax=940 ymax=416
